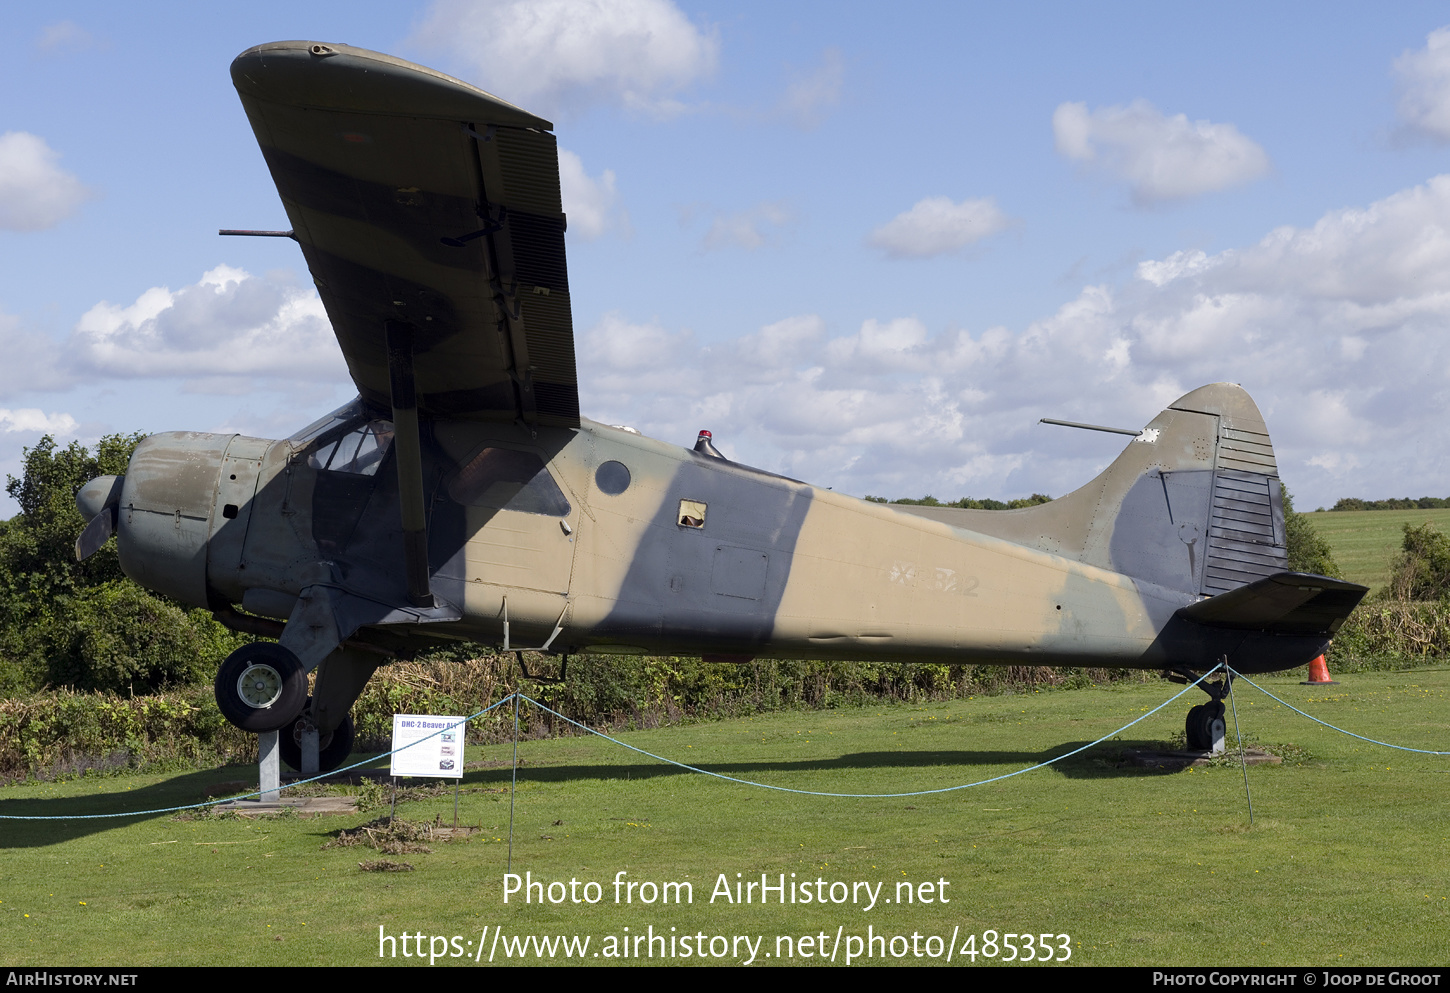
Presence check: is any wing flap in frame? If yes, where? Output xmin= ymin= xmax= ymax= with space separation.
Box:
xmin=232 ymin=41 xmax=579 ymax=425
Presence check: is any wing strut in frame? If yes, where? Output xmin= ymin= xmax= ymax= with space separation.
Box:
xmin=386 ymin=320 xmax=435 ymax=608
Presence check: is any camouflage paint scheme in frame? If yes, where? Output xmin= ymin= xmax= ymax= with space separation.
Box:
xmin=77 ymin=43 xmax=1365 ymax=749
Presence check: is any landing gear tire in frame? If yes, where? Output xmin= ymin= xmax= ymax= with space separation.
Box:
xmin=214 ymin=643 xmax=306 ymax=733
xmin=278 ymin=698 xmax=355 ymax=774
xmin=1186 ymin=701 xmax=1226 ymax=751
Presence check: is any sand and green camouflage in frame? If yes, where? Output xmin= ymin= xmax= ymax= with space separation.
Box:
xmin=72 ymin=42 xmax=1366 ymax=761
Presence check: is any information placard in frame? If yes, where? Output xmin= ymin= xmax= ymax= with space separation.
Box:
xmin=389 ymin=714 xmax=466 ymax=779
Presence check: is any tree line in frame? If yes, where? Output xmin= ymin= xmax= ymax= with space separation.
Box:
xmin=1325 ymin=497 xmax=1450 ymax=511
xmin=864 ymin=494 xmax=1054 ymax=510
xmin=0 ymin=435 xmax=247 ymax=696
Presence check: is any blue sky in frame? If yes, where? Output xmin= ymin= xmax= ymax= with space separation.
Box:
xmin=5 ymin=2 xmax=1450 ymax=513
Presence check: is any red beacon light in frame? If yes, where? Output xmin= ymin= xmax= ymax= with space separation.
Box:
xmin=693 ymin=429 xmax=725 ymax=459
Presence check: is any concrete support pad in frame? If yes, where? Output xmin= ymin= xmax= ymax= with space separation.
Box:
xmin=212 ymin=795 xmax=360 ymax=817
xmin=1122 ymin=747 xmax=1282 ymax=771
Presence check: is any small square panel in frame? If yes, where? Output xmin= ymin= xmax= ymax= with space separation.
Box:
xmin=678 ymin=499 xmax=707 ymax=528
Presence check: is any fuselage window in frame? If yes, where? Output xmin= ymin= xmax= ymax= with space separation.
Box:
xmin=596 ymin=460 xmax=631 ymax=495
xmin=678 ymin=499 xmax=707 ymax=528
xmin=448 ymin=447 xmax=571 ymax=517
xmin=307 ymin=420 xmax=394 ymax=476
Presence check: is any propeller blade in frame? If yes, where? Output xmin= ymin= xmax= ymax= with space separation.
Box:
xmin=75 ymin=474 xmax=124 ymax=561
xmin=75 ymin=507 xmax=115 ymax=561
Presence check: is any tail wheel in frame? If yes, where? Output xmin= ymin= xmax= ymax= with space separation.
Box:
xmin=1186 ymin=701 xmax=1226 ymax=751
xmin=215 ymin=643 xmax=306 ymax=732
xmin=278 ymin=699 xmax=356 ymax=774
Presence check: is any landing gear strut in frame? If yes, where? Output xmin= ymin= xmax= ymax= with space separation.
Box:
xmin=278 ymin=697 xmax=356 ymax=774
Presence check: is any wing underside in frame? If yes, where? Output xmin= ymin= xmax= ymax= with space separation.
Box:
xmin=232 ymin=41 xmax=578 ymax=425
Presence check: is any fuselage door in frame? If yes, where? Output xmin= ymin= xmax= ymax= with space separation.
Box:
xmin=449 ymin=446 xmax=578 ymax=595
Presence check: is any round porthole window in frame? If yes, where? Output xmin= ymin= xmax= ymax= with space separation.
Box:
xmin=595 ymin=460 xmax=631 ymax=495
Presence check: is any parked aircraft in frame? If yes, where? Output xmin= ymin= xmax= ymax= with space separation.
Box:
xmin=73 ymin=41 xmax=1366 ymax=771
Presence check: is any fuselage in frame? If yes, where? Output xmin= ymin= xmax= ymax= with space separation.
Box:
xmin=112 ymin=401 xmax=1229 ymax=671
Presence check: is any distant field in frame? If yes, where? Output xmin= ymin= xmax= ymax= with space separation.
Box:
xmin=1305 ymin=508 xmax=1450 ymax=590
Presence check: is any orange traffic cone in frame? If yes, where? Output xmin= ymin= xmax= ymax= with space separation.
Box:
xmin=1301 ymin=655 xmax=1338 ymax=685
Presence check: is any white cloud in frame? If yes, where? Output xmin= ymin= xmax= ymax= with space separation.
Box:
xmin=1052 ymin=100 xmax=1270 ymax=204
xmin=0 ymin=408 xmax=77 ymax=434
xmin=580 ymin=311 xmax=694 ymax=376
xmin=1135 ymin=249 xmax=1217 ymax=287
xmin=867 ymin=197 xmax=1010 ymax=259
xmin=411 ymin=0 xmax=718 ymax=118
xmin=34 ymin=20 xmax=103 ymax=55
xmin=699 ymin=201 xmax=793 ymax=251
xmin=0 ymin=132 xmax=91 ymax=231
xmin=558 ymin=149 xmax=626 ymax=240
xmin=577 ymin=174 xmax=1450 ymax=506
xmin=1142 ymin=175 xmax=1450 ymax=303
xmin=778 ymin=48 xmax=844 ymax=129
xmin=824 ymin=317 xmax=931 ymax=369
xmin=68 ymin=265 xmax=348 ymax=384
xmin=732 ymin=315 xmax=824 ymax=375
xmin=1395 ymin=26 xmax=1450 ymax=140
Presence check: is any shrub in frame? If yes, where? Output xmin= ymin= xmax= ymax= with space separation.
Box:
xmin=1282 ymin=487 xmax=1341 ymax=578
xmin=1386 ymin=522 xmax=1450 ymax=601
xmin=0 ymin=686 xmax=254 ymax=781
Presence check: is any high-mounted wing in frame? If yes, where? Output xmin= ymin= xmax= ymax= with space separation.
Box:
xmin=232 ymin=41 xmax=578 ymax=426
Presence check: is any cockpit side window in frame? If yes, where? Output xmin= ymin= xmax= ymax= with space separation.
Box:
xmin=447 ymin=447 xmax=571 ymax=517
xmin=289 ymin=397 xmax=368 ymax=446
xmin=306 ymin=419 xmax=395 ymax=477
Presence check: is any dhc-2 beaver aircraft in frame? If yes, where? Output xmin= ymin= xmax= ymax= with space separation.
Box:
xmin=73 ymin=41 xmax=1367 ymax=772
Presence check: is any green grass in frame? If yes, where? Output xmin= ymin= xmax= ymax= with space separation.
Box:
xmin=3 ymin=671 xmax=1449 ymax=967
xmin=1306 ymin=508 xmax=1450 ymax=590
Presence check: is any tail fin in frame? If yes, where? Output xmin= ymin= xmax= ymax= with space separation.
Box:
xmin=897 ymin=383 xmax=1288 ymax=596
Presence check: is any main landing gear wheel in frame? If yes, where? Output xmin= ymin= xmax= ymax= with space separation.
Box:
xmin=214 ymin=643 xmax=306 ymax=732
xmin=278 ymin=698 xmax=356 ymax=774
xmin=1186 ymin=701 xmax=1226 ymax=752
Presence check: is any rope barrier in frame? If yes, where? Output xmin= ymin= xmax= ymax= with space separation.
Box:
xmin=507 ymin=664 xmax=1224 ymax=798
xmin=6 ymin=661 xmax=1446 ymax=820
xmin=1230 ymin=669 xmax=1450 ymax=755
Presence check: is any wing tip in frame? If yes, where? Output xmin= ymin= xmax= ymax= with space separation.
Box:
xmin=231 ymin=40 xmax=554 ymax=132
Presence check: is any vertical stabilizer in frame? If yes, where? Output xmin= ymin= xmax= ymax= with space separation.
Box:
xmin=892 ymin=383 xmax=1287 ymax=596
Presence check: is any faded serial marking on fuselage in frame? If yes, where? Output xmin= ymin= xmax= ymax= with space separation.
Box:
xmin=932 ymin=566 xmax=979 ymax=596
xmin=886 ymin=561 xmax=979 ymax=595
xmin=888 ymin=560 xmax=916 ymax=586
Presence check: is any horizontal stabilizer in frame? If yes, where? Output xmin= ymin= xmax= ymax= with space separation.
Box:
xmin=1177 ymin=572 xmax=1368 ymax=637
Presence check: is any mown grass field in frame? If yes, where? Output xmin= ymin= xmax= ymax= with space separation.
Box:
xmin=1306 ymin=508 xmax=1450 ymax=590
xmin=2 ymin=669 xmax=1448 ymax=968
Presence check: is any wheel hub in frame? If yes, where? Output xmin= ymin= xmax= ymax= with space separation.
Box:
xmin=236 ymin=664 xmax=283 ymax=709
xmin=291 ymin=716 xmax=333 ymax=751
